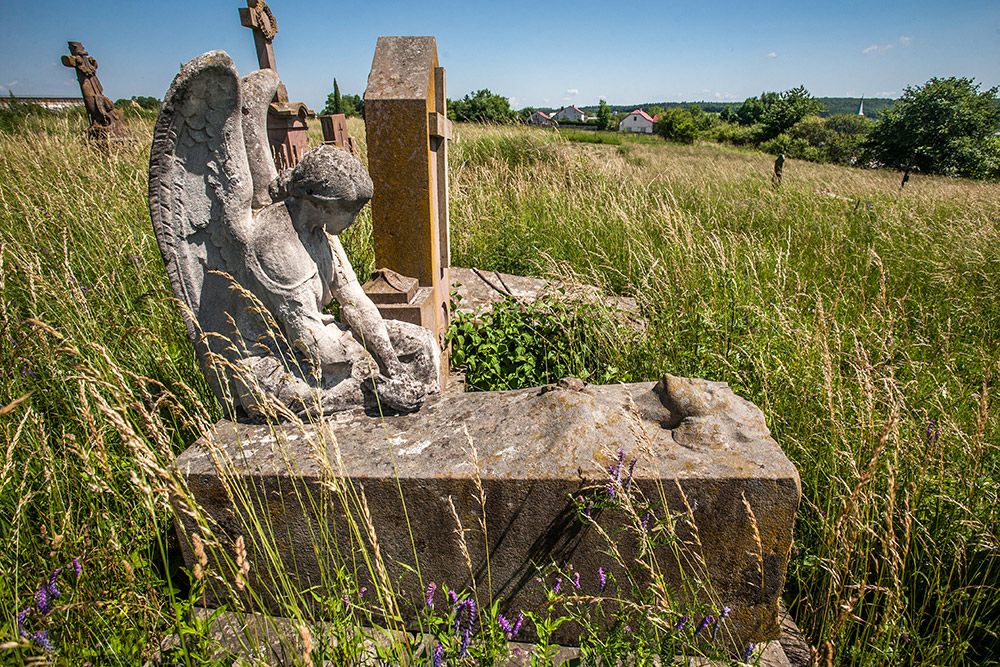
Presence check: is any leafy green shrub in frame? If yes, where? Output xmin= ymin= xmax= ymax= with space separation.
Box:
xmin=703 ymin=121 xmax=759 ymax=145
xmin=654 ymin=108 xmax=698 ymax=144
xmin=447 ymin=297 xmax=622 ymax=391
xmin=865 ymin=77 xmax=1000 ymax=179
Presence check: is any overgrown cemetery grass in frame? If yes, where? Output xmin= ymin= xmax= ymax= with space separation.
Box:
xmin=1 ymin=112 xmax=998 ymax=665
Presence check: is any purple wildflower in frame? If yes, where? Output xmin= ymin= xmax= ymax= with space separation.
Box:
xmin=624 ymin=625 xmax=632 ymax=634
xmin=598 ymin=567 xmax=607 ymax=592
xmin=72 ymin=557 xmax=82 ymax=579
xmin=743 ymin=643 xmax=755 ymax=662
xmin=48 ymin=568 xmax=62 ymax=599
xmin=605 ymin=479 xmax=617 ymax=499
xmin=498 ymin=613 xmax=512 ymax=636
xmin=552 ymin=577 xmax=561 ymax=594
xmin=342 ymin=594 xmax=350 ymax=607
xmin=926 ymin=419 xmax=940 ymax=445
xmin=572 ymin=572 xmax=581 ymax=590
xmin=459 ymin=627 xmax=471 ymax=657
xmin=20 ymin=364 xmax=35 ymax=379
xmin=712 ymin=607 xmax=731 ymax=640
xmin=432 ymin=642 xmax=444 ymax=667
xmin=425 ymin=582 xmax=437 ymax=609
xmin=511 ymin=613 xmax=524 ymax=638
xmin=674 ymin=615 xmax=688 ymax=631
xmin=448 ymin=588 xmax=458 ymax=605
xmin=32 ymin=630 xmax=54 ymax=653
xmin=16 ymin=608 xmax=30 ymax=639
xmin=640 ymin=512 xmax=651 ymax=532
xmin=467 ymin=598 xmax=477 ymax=629
xmin=625 ymin=458 xmax=636 ymax=487
xmin=358 ymin=586 xmax=367 ymax=599
xmin=694 ymin=615 xmax=714 ymax=639
xmin=34 ymin=585 xmax=51 ymax=615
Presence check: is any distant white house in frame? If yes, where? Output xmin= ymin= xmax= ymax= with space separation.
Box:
xmin=551 ymin=105 xmax=588 ymax=122
xmin=618 ymin=109 xmax=656 ymax=134
xmin=527 ymin=110 xmax=552 ymax=126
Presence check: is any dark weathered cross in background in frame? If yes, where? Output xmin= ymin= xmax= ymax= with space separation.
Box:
xmin=239 ymin=0 xmax=313 ymax=170
xmin=61 ymin=41 xmax=126 ymax=141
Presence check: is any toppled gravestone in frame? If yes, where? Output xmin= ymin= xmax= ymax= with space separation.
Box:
xmin=173 ymin=374 xmax=800 ymax=654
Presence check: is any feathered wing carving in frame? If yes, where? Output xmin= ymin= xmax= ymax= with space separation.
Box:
xmin=240 ymin=69 xmax=280 ymax=208
xmin=148 ymin=51 xmax=257 ymax=402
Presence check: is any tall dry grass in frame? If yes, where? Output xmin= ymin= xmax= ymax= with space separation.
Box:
xmin=0 ymin=112 xmax=997 ymax=665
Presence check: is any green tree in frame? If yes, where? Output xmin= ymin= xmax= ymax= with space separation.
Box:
xmin=321 ymin=81 xmax=363 ymax=117
xmin=322 ymin=79 xmax=343 ymax=115
xmin=759 ymin=86 xmax=823 ymax=139
xmin=448 ymin=89 xmax=513 ymax=123
xmin=719 ymin=105 xmax=737 ymax=123
xmin=654 ymin=108 xmax=697 ymax=144
xmin=596 ymin=99 xmax=613 ymax=130
xmin=865 ymin=77 xmax=1000 ymax=178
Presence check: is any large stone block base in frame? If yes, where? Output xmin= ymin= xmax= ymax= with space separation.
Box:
xmin=173 ymin=375 xmax=800 ymax=654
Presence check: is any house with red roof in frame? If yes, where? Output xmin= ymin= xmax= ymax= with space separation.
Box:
xmin=527 ymin=110 xmax=552 ymax=126
xmin=618 ymin=109 xmax=656 ymax=134
xmin=551 ymin=105 xmax=588 ymax=122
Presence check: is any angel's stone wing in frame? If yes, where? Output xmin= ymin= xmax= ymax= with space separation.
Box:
xmin=148 ymin=51 xmax=259 ymax=401
xmin=241 ymin=69 xmax=281 ymax=209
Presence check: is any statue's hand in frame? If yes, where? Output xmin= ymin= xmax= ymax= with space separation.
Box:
xmin=302 ymin=327 xmax=370 ymax=374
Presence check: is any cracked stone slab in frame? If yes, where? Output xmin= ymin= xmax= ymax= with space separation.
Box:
xmin=173 ymin=375 xmax=799 ymax=655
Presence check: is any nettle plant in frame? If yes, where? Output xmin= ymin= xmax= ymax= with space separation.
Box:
xmin=447 ymin=294 xmax=625 ymax=392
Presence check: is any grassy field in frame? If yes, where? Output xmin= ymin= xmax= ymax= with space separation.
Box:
xmin=1 ymin=111 xmax=998 ymax=665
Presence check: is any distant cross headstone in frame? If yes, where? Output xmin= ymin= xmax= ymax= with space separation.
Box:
xmin=239 ymin=0 xmax=313 ymax=170
xmin=363 ymin=36 xmax=451 ymax=381
xmin=772 ymin=152 xmax=785 ymax=188
xmin=61 ymin=41 xmax=125 ymax=141
xmin=319 ymin=113 xmax=359 ymax=156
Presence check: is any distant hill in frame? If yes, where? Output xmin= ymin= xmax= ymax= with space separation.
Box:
xmin=538 ymin=97 xmax=895 ymax=120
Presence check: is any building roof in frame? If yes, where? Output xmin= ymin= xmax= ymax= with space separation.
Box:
xmin=627 ymin=109 xmax=655 ymax=123
xmin=532 ymin=110 xmax=551 ymax=119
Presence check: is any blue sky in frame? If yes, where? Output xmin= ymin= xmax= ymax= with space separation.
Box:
xmin=2 ymin=1 xmax=998 ymax=110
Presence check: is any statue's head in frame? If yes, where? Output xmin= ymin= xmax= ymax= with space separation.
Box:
xmin=270 ymin=145 xmax=373 ymax=234
xmin=68 ymin=42 xmax=88 ymax=56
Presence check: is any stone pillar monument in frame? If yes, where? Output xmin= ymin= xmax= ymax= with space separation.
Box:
xmin=239 ymin=0 xmax=313 ymax=170
xmin=60 ymin=41 xmax=125 ymax=141
xmin=363 ymin=37 xmax=451 ymax=369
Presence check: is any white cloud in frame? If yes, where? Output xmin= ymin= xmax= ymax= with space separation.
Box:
xmin=863 ymin=43 xmax=895 ymax=54
xmin=876 ymin=90 xmax=899 ymax=98
xmin=0 ymin=80 xmax=18 ymax=92
xmin=898 ymin=35 xmax=912 ymax=46
xmin=767 ymin=51 xmax=778 ymax=59
xmin=565 ymin=88 xmax=579 ymax=97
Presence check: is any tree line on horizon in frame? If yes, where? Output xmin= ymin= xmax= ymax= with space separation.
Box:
xmin=390 ymin=78 xmax=998 ymax=181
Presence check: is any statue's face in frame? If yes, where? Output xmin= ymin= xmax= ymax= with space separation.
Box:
xmin=297 ymin=196 xmax=357 ymax=236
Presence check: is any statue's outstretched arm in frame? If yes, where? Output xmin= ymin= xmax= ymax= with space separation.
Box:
xmin=278 ymin=284 xmax=362 ymax=373
xmin=328 ymin=236 xmax=400 ymax=375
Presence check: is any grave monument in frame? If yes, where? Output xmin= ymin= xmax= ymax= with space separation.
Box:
xmin=60 ymin=41 xmax=126 ymax=141
xmin=362 ymin=37 xmax=451 ymax=361
xmin=239 ymin=0 xmax=314 ymax=170
xmin=160 ymin=36 xmax=800 ymax=660
xmin=148 ymin=51 xmax=440 ymax=418
xmin=319 ymin=113 xmax=359 ymax=156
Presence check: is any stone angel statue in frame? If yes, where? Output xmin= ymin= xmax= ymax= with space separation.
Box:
xmin=148 ymin=51 xmax=440 ymax=419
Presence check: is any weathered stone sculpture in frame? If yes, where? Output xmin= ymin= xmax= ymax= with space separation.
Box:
xmin=148 ymin=51 xmax=440 ymax=419
xmin=61 ymin=41 xmax=125 ymax=141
